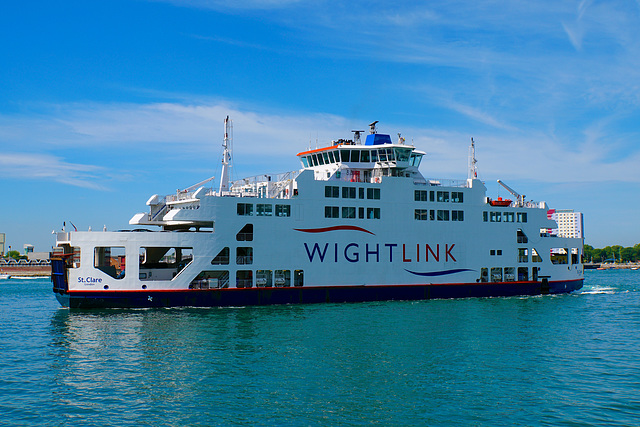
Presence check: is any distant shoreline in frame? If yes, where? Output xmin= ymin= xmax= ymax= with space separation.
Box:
xmin=0 ymin=265 xmax=51 ymax=277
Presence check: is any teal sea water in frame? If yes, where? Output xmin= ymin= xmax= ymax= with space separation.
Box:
xmin=1 ymin=271 xmax=640 ymax=426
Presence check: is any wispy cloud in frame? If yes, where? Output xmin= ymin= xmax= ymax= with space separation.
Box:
xmin=0 ymin=152 xmax=107 ymax=190
xmin=1 ymin=99 xmax=639 ymax=188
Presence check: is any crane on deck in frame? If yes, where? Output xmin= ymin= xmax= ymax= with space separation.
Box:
xmin=496 ymin=180 xmax=525 ymax=207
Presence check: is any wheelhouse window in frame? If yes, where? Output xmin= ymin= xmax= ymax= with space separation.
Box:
xmin=360 ymin=150 xmax=370 ymax=162
xmin=94 ymin=246 xmax=126 ymax=280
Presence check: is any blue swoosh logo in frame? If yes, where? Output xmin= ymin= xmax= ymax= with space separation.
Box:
xmin=405 ymin=268 xmax=474 ymax=277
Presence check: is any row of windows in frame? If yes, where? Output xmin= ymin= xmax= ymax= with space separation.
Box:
xmin=302 ymin=147 xmax=419 ymax=168
xmin=325 ymin=186 xmax=381 ymax=200
xmin=237 ymin=203 xmax=291 ymax=217
xmin=480 ymin=267 xmax=537 ymax=282
xmin=325 ymin=206 xmax=381 ymax=219
xmin=414 ymin=209 xmax=464 ymax=221
xmin=189 ymin=269 xmax=305 ymax=289
xmin=414 ymin=190 xmax=464 ymax=203
xmin=483 ymin=211 xmax=527 ymax=223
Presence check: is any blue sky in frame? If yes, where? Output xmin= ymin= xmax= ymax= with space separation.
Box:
xmin=1 ymin=0 xmax=640 ymax=252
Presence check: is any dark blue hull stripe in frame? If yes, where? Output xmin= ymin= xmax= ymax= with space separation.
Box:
xmin=54 ymin=279 xmax=584 ymax=309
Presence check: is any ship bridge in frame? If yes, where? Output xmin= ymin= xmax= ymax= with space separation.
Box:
xmin=296 ymin=122 xmax=426 ymax=185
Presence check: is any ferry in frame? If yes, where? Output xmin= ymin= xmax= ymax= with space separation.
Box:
xmin=51 ymin=118 xmax=584 ymax=308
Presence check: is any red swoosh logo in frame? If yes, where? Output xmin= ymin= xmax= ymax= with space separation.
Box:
xmin=294 ymin=225 xmax=375 ymax=235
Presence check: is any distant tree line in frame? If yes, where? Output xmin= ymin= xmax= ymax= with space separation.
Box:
xmin=584 ymin=244 xmax=640 ymax=263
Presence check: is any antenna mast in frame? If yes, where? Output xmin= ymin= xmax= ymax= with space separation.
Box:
xmin=219 ymin=116 xmax=233 ymax=194
xmin=468 ymin=137 xmax=478 ymax=180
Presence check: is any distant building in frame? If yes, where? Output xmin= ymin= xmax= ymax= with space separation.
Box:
xmin=548 ymin=209 xmax=583 ymax=239
xmin=0 ymin=233 xmax=4 ymax=256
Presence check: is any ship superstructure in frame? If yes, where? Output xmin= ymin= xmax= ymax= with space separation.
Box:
xmin=51 ymin=119 xmax=583 ymax=308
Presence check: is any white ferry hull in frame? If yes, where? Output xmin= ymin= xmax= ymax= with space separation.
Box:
xmin=51 ymin=119 xmax=584 ymax=309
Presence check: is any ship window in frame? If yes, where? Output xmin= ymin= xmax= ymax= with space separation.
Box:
xmin=325 ymin=185 xmax=339 ymax=198
xmin=368 ymin=207 xmax=380 ymax=219
xmin=504 ymin=267 xmax=515 ymax=282
xmin=256 ymin=270 xmax=273 ymax=287
xmin=550 ymin=248 xmax=568 ymax=264
xmin=517 ymin=229 xmax=528 ymax=243
xmin=572 ymin=248 xmax=579 ymax=264
xmin=518 ymin=267 xmax=528 ymax=281
xmin=532 ymin=248 xmax=542 ymax=263
xmin=237 ymin=203 xmax=253 ymax=216
xmin=430 ymin=210 xmax=435 ymax=220
xmin=236 ymin=224 xmax=253 ymax=241
xmin=139 ymin=247 xmax=193 ymax=281
xmin=452 ymin=210 xmax=464 ymax=221
xmin=317 ymin=153 xmax=325 ymax=165
xmin=211 ymin=247 xmax=230 ymax=265
xmin=410 ymin=153 xmax=423 ymax=167
xmin=359 ymin=207 xmax=365 ymax=219
xmin=190 ymin=270 xmax=229 ymax=289
xmin=333 ymin=151 xmax=340 ymax=163
xmin=371 ymin=150 xmax=378 ymax=162
xmin=294 ymin=270 xmax=304 ymax=287
xmin=359 ymin=188 xmax=365 ymax=199
xmin=325 ymin=206 xmax=339 ymax=218
xmin=490 ymin=250 xmax=495 ymax=256
xmin=256 ymin=204 xmax=272 ymax=216
xmin=342 ymin=207 xmax=356 ymax=219
xmin=342 ymin=187 xmax=356 ymax=199
xmin=490 ymin=212 xmax=501 ymax=222
xmin=518 ymin=248 xmax=528 ymax=263
xmin=236 ymin=270 xmax=253 ymax=288
xmin=497 ymin=250 xmax=502 ymax=255
xmin=480 ymin=268 xmax=488 ymax=282
xmin=504 ymin=212 xmax=514 ymax=222
xmin=430 ymin=191 xmax=435 ymax=202
xmin=517 ymin=212 xmax=528 ymax=223
xmin=360 ymin=150 xmax=370 ymax=162
xmin=275 ymin=270 xmax=291 ymax=287
xmin=395 ymin=148 xmax=410 ymax=162
xmin=451 ymin=192 xmax=464 ymax=203
xmin=437 ymin=191 xmax=449 ymax=202
xmin=367 ymin=188 xmax=380 ymax=199
xmin=415 ymin=190 xmax=428 ymax=201
xmin=236 ymin=247 xmax=253 ymax=265
xmin=341 ymin=150 xmax=350 ymax=162
xmin=491 ymin=267 xmax=503 ymax=282
xmin=351 ymin=150 xmax=360 ymax=162
xmin=275 ymin=204 xmax=291 ymax=217
xmin=386 ymin=148 xmax=395 ymax=161
xmin=301 ymin=157 xmax=309 ymax=167
xmin=323 ymin=152 xmax=330 ymax=164
xmin=437 ymin=210 xmax=449 ymax=221
xmin=94 ymin=246 xmax=126 ymax=280
xmin=483 ymin=211 xmax=488 ymax=222
xmin=328 ymin=151 xmax=335 ymax=163
xmin=415 ymin=209 xmax=428 ymax=220
xmin=377 ymin=149 xmax=387 ymax=162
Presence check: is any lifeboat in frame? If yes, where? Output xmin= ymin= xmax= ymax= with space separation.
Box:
xmin=489 ymin=197 xmax=512 ymax=207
